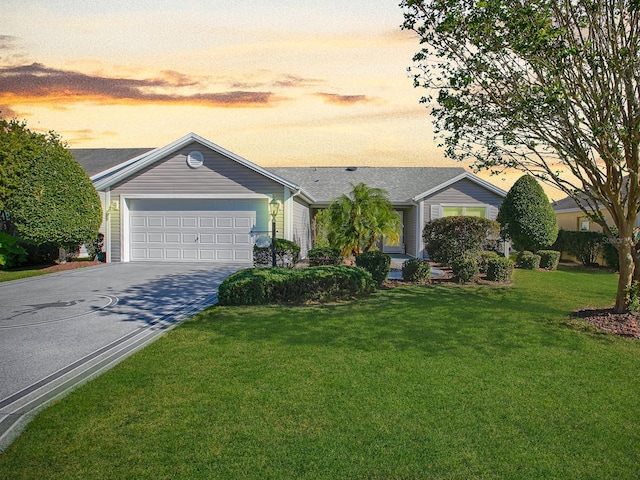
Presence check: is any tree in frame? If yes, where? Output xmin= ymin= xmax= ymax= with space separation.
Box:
xmin=402 ymin=0 xmax=640 ymax=312
xmin=325 ymin=183 xmax=401 ymax=257
xmin=497 ymin=175 xmax=558 ymax=251
xmin=1 ymin=118 xmax=102 ymax=253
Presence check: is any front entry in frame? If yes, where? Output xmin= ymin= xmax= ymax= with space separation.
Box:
xmin=383 ymin=210 xmax=404 ymax=254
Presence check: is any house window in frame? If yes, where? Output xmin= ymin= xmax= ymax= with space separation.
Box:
xmin=579 ymin=217 xmax=590 ymax=231
xmin=442 ymin=206 xmax=487 ymax=218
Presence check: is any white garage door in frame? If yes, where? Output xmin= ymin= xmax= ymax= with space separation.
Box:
xmin=129 ymin=199 xmax=263 ymax=262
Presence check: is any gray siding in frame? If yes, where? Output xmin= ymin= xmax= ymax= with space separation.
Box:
xmin=404 ymin=205 xmax=418 ymax=257
xmin=112 ymin=142 xmax=284 ymax=197
xmin=111 ymin=212 xmax=121 ymax=262
xmin=292 ymin=197 xmax=311 ymax=258
xmin=422 ymin=178 xmax=504 ymax=224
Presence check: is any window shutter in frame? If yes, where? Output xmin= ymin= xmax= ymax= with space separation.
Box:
xmin=430 ymin=205 xmax=440 ymax=221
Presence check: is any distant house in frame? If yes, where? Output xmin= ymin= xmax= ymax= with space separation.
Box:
xmin=72 ymin=133 xmax=507 ymax=264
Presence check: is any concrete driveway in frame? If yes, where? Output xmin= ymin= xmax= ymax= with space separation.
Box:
xmin=0 ymin=262 xmax=242 ymax=450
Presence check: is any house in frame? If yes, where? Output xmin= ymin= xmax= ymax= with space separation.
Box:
xmin=73 ymin=133 xmax=507 ymax=264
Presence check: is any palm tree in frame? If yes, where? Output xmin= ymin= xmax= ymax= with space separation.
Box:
xmin=326 ymin=183 xmax=401 ymax=257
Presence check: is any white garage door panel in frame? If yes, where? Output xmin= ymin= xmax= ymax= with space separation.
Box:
xmin=129 ymin=199 xmax=261 ymax=263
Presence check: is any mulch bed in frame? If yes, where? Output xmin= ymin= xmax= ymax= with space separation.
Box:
xmin=39 ymin=260 xmax=103 ymax=273
xmin=573 ymin=308 xmax=640 ymax=339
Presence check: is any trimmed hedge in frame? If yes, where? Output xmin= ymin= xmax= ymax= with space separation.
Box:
xmin=423 ymin=216 xmax=499 ymax=266
xmin=253 ymin=238 xmax=300 ymax=267
xmin=451 ymin=257 xmax=479 ymax=283
xmin=308 ymin=247 xmax=342 ymax=266
xmin=478 ymin=250 xmax=500 ymax=274
xmin=355 ymin=251 xmax=391 ymax=286
xmin=486 ymin=257 xmax=514 ymax=282
xmin=552 ymin=229 xmax=603 ymax=266
xmin=516 ymin=251 xmax=541 ymax=270
xmin=218 ymin=266 xmax=376 ymax=305
xmin=537 ymin=250 xmax=560 ymax=270
xmin=401 ymin=258 xmax=431 ymax=282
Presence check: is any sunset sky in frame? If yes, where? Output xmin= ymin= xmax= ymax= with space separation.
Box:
xmin=1 ymin=1 xmax=564 ymax=198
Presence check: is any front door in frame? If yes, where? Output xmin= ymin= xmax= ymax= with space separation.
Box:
xmin=383 ymin=210 xmax=404 ymax=254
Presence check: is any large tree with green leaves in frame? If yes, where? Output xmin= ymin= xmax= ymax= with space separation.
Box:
xmin=497 ymin=175 xmax=558 ymax=251
xmin=0 ymin=118 xmax=102 ymax=252
xmin=324 ymin=183 xmax=401 ymax=257
xmin=401 ymin=0 xmax=640 ymax=312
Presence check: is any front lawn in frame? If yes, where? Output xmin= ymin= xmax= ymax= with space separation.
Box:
xmin=1 ymin=268 xmax=639 ymax=479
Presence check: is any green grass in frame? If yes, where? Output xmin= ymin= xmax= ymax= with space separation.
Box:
xmin=0 ymin=265 xmax=52 ymax=282
xmin=1 ymin=267 xmax=639 ymax=479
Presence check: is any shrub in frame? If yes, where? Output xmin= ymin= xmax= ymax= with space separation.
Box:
xmin=553 ymin=229 xmax=604 ymax=266
xmin=451 ymin=256 xmax=479 ymax=283
xmin=497 ymin=175 xmax=558 ymax=251
xmin=308 ymin=247 xmax=342 ymax=266
xmin=0 ymin=232 xmax=28 ymax=269
xmin=253 ymin=238 xmax=300 ymax=267
xmin=625 ymin=281 xmax=640 ymax=314
xmin=423 ymin=216 xmax=499 ymax=266
xmin=478 ymin=250 xmax=500 ymax=274
xmin=401 ymin=258 xmax=431 ymax=282
xmin=355 ymin=250 xmax=391 ymax=286
xmin=516 ymin=251 xmax=541 ymax=270
xmin=217 ymin=266 xmax=376 ymax=305
xmin=486 ymin=257 xmax=514 ymax=282
xmin=537 ymin=250 xmax=560 ymax=270
xmin=602 ymin=239 xmax=620 ymax=271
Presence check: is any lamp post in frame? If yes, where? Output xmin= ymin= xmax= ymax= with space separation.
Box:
xmin=269 ymin=198 xmax=280 ymax=267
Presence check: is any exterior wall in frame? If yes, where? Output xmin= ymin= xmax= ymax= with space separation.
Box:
xmin=292 ymin=197 xmax=311 ymax=258
xmin=106 ymin=142 xmax=287 ymax=262
xmin=404 ymin=205 xmax=418 ymax=257
xmin=556 ymin=211 xmax=607 ymax=233
xmin=422 ymin=178 xmax=503 ymax=224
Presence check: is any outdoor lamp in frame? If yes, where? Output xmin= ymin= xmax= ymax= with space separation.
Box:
xmin=269 ymin=199 xmax=280 ymax=267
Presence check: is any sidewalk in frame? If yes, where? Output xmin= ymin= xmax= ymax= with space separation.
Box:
xmin=387 ymin=254 xmax=444 ymax=280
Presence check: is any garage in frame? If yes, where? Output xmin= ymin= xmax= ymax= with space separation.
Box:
xmin=128 ymin=199 xmax=265 ymax=262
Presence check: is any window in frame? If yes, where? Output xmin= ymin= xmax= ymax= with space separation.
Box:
xmin=442 ymin=206 xmax=487 ymax=218
xmin=579 ymin=217 xmax=590 ymax=231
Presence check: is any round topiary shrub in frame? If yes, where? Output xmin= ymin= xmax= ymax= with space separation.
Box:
xmin=478 ymin=250 xmax=500 ymax=274
xmin=486 ymin=257 xmax=514 ymax=282
xmin=355 ymin=250 xmax=391 ymax=286
xmin=537 ymin=250 xmax=560 ymax=270
xmin=401 ymin=258 xmax=431 ymax=282
xmin=516 ymin=251 xmax=541 ymax=270
xmin=308 ymin=247 xmax=342 ymax=266
xmin=451 ymin=256 xmax=479 ymax=283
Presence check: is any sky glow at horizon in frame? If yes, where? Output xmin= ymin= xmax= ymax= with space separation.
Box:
xmin=1 ymin=1 xmax=563 ymax=198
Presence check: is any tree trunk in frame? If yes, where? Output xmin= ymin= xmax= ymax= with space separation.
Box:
xmin=614 ymin=234 xmax=635 ymax=313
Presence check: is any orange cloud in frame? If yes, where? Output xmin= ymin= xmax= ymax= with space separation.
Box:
xmin=314 ymin=92 xmax=372 ymax=105
xmin=0 ymin=63 xmax=283 ymax=108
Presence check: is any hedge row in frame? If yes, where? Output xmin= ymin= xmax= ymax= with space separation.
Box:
xmin=218 ymin=266 xmax=376 ymax=305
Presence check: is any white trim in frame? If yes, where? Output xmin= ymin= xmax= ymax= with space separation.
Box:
xmin=121 ymin=197 xmax=130 ymax=262
xmin=104 ymin=189 xmax=111 ymax=263
xmin=413 ymin=172 xmax=507 ymax=201
xmin=284 ymin=187 xmax=293 ymax=241
xmin=117 ymin=193 xmax=270 ymax=200
xmin=417 ymin=201 xmax=425 ymax=258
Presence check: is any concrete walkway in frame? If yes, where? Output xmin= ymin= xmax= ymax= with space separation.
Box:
xmin=387 ymin=254 xmax=444 ymax=280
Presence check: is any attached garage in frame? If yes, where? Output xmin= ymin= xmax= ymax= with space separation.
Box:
xmin=128 ymin=199 xmax=265 ymax=262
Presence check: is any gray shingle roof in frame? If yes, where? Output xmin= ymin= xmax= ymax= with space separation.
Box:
xmin=269 ymin=166 xmax=468 ymax=204
xmin=70 ymin=148 xmax=155 ymax=177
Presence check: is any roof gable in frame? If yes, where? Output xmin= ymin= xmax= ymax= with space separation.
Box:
xmin=92 ymin=133 xmax=312 ymax=200
xmin=413 ymin=172 xmax=507 ymax=201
